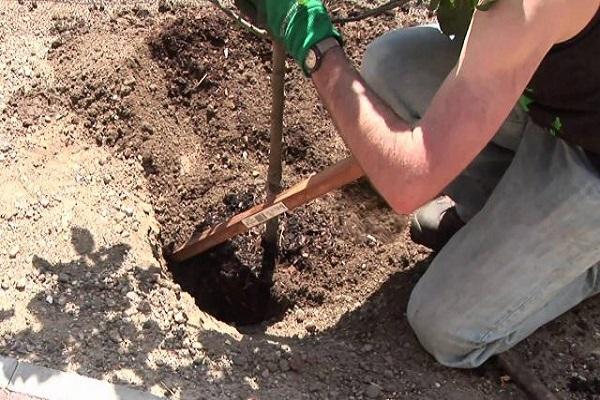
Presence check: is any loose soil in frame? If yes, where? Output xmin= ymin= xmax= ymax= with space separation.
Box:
xmin=3 ymin=1 xmax=600 ymax=399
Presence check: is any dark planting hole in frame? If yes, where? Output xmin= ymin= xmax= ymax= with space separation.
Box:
xmin=166 ymin=239 xmax=287 ymax=326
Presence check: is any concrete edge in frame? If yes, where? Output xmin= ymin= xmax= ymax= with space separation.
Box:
xmin=0 ymin=356 xmax=160 ymax=400
xmin=0 ymin=356 xmax=18 ymax=389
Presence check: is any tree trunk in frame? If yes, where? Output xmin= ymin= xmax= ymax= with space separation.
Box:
xmin=261 ymin=41 xmax=286 ymax=280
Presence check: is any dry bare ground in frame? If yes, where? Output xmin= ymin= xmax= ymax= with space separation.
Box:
xmin=0 ymin=1 xmax=599 ymax=399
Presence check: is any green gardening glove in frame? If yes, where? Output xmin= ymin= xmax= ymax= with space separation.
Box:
xmin=234 ymin=0 xmax=342 ymax=72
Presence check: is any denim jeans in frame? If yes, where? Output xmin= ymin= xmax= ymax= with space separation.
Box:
xmin=361 ymin=26 xmax=600 ymax=368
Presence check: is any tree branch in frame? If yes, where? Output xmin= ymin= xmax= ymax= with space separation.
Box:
xmin=332 ymin=0 xmax=413 ymax=24
xmin=497 ymin=353 xmax=559 ymax=400
xmin=205 ymin=0 xmax=267 ymax=39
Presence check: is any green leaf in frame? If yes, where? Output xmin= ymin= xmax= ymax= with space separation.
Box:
xmin=432 ymin=0 xmax=498 ymax=39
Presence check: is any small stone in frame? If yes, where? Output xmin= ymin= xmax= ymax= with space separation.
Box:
xmin=102 ymin=174 xmax=112 ymax=184
xmin=141 ymin=203 xmax=152 ymax=214
xmin=126 ymin=291 xmax=140 ymax=303
xmin=8 ymin=245 xmax=19 ymax=258
xmin=193 ymin=355 xmax=204 ymax=365
xmin=141 ymin=123 xmax=154 ymax=134
xmin=435 ymin=382 xmax=441 ymax=388
xmin=362 ymin=344 xmax=374 ymax=352
xmin=124 ymin=77 xmax=136 ymax=86
xmin=366 ymin=234 xmax=378 ymax=246
xmin=45 ymin=294 xmax=54 ymax=304
xmin=15 ymin=280 xmax=26 ymax=291
xmin=50 ymin=38 xmax=63 ymax=49
xmin=39 ymin=196 xmax=49 ymax=207
xmin=192 ymin=341 xmax=203 ymax=350
xmin=1 ymin=282 xmax=9 ymax=290
xmin=365 ymin=383 xmax=382 ymax=399
xmin=121 ymin=205 xmax=134 ymax=217
xmin=174 ymin=311 xmax=187 ymax=324
xmin=109 ymin=330 xmax=122 ymax=343
xmin=58 ymin=273 xmax=70 ymax=283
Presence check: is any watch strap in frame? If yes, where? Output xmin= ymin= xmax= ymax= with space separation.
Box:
xmin=305 ymin=37 xmax=341 ymax=76
xmin=315 ymin=37 xmax=340 ymax=55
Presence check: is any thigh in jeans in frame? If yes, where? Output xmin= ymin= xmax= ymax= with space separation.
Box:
xmin=407 ymin=123 xmax=600 ymax=368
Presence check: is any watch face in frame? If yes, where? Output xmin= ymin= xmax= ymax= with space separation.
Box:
xmin=305 ymin=49 xmax=317 ymax=71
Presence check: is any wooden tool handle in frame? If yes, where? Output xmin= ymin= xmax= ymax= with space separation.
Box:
xmin=171 ymin=156 xmax=364 ymax=262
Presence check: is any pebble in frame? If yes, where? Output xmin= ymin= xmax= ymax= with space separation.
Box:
xmin=0 ymin=143 xmax=11 ymax=153
xmin=126 ymin=291 xmax=140 ymax=303
xmin=124 ymin=77 xmax=136 ymax=86
xmin=365 ymin=383 xmax=382 ymax=399
xmin=174 ymin=311 xmax=187 ymax=324
xmin=192 ymin=341 xmax=203 ymax=350
xmin=8 ymin=245 xmax=19 ymax=258
xmin=109 ymin=330 xmax=122 ymax=343
xmin=39 ymin=196 xmax=49 ymax=207
xmin=15 ymin=280 xmax=26 ymax=291
xmin=366 ymin=234 xmax=378 ymax=246
xmin=45 ymin=294 xmax=54 ymax=304
xmin=121 ymin=205 xmax=134 ymax=217
xmin=141 ymin=202 xmax=152 ymax=214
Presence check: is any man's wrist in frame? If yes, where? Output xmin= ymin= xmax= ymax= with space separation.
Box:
xmin=311 ymin=45 xmax=346 ymax=85
xmin=303 ymin=37 xmax=341 ymax=76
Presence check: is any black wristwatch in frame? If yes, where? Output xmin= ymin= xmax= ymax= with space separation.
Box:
xmin=304 ymin=37 xmax=341 ymax=77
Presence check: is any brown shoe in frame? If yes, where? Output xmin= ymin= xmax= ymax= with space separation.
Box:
xmin=410 ymin=196 xmax=465 ymax=251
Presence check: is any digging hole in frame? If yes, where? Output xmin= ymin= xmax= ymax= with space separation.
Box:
xmin=166 ymin=239 xmax=288 ymax=326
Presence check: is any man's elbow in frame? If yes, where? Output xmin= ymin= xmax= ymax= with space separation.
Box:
xmin=386 ymin=190 xmax=424 ymax=216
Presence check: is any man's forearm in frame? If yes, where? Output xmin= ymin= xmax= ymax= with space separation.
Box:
xmin=311 ymin=47 xmax=431 ymax=214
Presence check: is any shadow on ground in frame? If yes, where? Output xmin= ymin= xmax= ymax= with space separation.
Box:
xmin=0 ymin=226 xmax=522 ymax=399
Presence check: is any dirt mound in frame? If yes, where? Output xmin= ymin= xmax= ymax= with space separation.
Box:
xmin=42 ymin=6 xmax=408 ymax=326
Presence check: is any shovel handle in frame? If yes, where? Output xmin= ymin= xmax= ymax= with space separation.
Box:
xmin=171 ymin=156 xmax=364 ymax=262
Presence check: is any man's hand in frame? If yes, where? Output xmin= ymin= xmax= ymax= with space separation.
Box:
xmin=234 ymin=0 xmax=341 ymax=71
